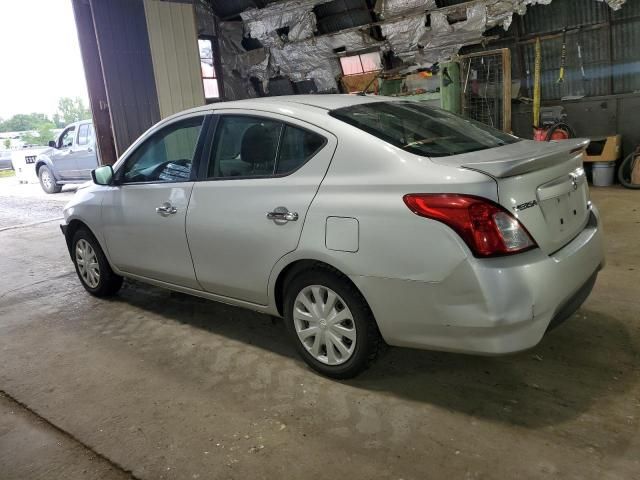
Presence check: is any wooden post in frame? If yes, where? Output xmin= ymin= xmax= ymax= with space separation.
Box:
xmin=71 ymin=0 xmax=117 ymax=165
xmin=440 ymin=62 xmax=461 ymax=114
xmin=502 ymin=48 xmax=512 ymax=133
xmin=533 ymin=38 xmax=541 ymax=129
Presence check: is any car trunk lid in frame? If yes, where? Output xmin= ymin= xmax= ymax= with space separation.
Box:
xmin=432 ymin=139 xmax=591 ymax=254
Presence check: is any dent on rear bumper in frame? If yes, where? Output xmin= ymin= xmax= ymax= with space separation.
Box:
xmin=351 ymin=213 xmax=604 ymax=355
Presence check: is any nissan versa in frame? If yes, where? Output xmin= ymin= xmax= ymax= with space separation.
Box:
xmin=61 ymin=95 xmax=604 ymax=378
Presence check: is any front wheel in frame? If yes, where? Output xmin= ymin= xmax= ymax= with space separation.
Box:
xmin=72 ymin=228 xmax=123 ymax=297
xmin=284 ymin=268 xmax=381 ymax=379
xmin=38 ymin=166 xmax=62 ymax=194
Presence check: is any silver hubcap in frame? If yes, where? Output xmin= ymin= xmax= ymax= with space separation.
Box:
xmin=75 ymin=239 xmax=100 ymax=288
xmin=41 ymin=169 xmax=52 ymax=189
xmin=293 ymin=285 xmax=356 ymax=365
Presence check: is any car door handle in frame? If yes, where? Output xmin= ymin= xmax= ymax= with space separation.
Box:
xmin=267 ymin=207 xmax=298 ymax=223
xmin=156 ymin=202 xmax=177 ymax=216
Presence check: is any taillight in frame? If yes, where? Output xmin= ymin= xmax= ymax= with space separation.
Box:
xmin=403 ymin=194 xmax=537 ymax=257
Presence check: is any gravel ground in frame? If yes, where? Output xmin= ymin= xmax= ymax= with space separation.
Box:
xmin=0 ymin=185 xmax=638 ymax=480
xmin=0 ymin=177 xmax=78 ymax=229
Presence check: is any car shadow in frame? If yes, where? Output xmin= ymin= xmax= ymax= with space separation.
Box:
xmin=350 ymin=307 xmax=637 ymax=428
xmin=108 ymin=280 xmax=636 ymax=430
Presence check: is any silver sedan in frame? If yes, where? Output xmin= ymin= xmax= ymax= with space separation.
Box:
xmin=61 ymin=95 xmax=604 ymax=378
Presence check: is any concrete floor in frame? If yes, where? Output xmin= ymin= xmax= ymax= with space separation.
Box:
xmin=0 ymin=177 xmax=639 ymax=479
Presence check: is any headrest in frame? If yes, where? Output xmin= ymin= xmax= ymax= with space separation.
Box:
xmin=240 ymin=124 xmax=278 ymax=167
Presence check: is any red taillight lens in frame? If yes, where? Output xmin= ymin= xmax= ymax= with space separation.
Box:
xmin=403 ymin=194 xmax=537 ymax=257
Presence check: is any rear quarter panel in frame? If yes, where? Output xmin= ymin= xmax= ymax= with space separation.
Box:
xmin=273 ymin=124 xmax=499 ymax=286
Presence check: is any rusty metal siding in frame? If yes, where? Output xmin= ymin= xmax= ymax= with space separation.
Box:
xmin=314 ymin=0 xmax=374 ymax=34
xmin=90 ymin=0 xmax=160 ymax=155
xmin=463 ymin=0 xmax=640 ymax=100
xmin=522 ymin=0 xmax=608 ymax=34
xmin=612 ymin=19 xmax=640 ymax=93
xmin=613 ymin=0 xmax=640 ymax=19
xmin=520 ymin=26 xmax=611 ymax=99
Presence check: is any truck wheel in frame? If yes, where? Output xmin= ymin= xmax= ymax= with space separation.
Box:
xmin=38 ymin=166 xmax=62 ymax=194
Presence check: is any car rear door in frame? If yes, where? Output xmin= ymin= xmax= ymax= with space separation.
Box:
xmin=186 ymin=110 xmax=337 ymax=305
xmin=73 ymin=123 xmax=98 ymax=179
xmin=101 ymin=113 xmax=209 ymax=289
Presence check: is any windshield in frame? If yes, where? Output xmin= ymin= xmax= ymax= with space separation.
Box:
xmin=329 ymin=101 xmax=520 ymax=157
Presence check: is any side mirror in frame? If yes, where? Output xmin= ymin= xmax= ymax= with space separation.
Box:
xmin=92 ymin=165 xmax=114 ymax=186
xmin=48 ymin=140 xmax=56 ymax=148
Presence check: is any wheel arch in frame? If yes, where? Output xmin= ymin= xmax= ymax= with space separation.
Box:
xmin=63 ymin=218 xmax=114 ymax=270
xmin=64 ymin=219 xmax=92 ymax=253
xmin=35 ymin=157 xmax=55 ymax=178
xmin=272 ymin=258 xmax=371 ymax=320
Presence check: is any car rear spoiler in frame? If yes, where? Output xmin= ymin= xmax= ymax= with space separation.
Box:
xmin=461 ymin=138 xmax=590 ymax=178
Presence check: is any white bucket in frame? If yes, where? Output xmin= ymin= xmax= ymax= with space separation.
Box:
xmin=592 ymin=161 xmax=616 ymax=187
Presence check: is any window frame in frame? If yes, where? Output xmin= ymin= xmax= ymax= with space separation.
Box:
xmin=202 ymin=113 xmax=329 ymax=182
xmin=58 ymin=126 xmax=76 ymax=149
xmin=114 ymin=113 xmax=211 ymax=186
xmin=198 ymin=35 xmax=221 ymax=101
xmin=339 ymin=51 xmax=382 ymax=76
xmin=77 ymin=123 xmax=90 ymax=146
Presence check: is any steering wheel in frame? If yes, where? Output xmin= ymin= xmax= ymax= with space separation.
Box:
xmin=150 ymin=158 xmax=192 ymax=181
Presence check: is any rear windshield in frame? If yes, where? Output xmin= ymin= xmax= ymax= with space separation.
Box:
xmin=329 ymin=101 xmax=519 ymax=157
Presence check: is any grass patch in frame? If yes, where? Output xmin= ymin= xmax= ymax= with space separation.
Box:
xmin=0 ymin=169 xmax=15 ymax=178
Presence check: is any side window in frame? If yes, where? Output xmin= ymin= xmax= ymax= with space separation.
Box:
xmin=209 ymin=116 xmax=282 ymax=178
xmin=77 ymin=124 xmax=90 ymax=146
xmin=121 ymin=116 xmax=204 ymax=184
xmin=59 ymin=127 xmax=75 ymax=148
xmin=276 ymin=125 xmax=325 ymax=175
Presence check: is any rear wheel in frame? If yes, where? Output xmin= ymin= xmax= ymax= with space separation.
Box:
xmin=284 ymin=268 xmax=380 ymax=379
xmin=38 ymin=166 xmax=61 ymax=194
xmin=72 ymin=228 xmax=123 ymax=297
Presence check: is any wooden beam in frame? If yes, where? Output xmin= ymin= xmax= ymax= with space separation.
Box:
xmin=71 ymin=0 xmax=117 ymax=166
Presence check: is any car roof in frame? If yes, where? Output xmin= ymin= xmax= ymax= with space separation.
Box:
xmin=240 ymin=94 xmax=398 ymax=110
xmin=65 ymin=119 xmax=93 ymax=128
xmin=168 ymin=94 xmax=399 ymax=119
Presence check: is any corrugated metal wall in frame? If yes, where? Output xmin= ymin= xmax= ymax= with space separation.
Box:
xmin=90 ymin=0 xmax=161 ymax=155
xmin=462 ymin=0 xmax=640 ymax=100
xmin=314 ymin=0 xmax=374 ymax=34
xmin=144 ymin=0 xmax=206 ymax=119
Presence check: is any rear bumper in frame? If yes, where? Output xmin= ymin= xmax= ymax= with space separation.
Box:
xmin=351 ymin=210 xmax=604 ymax=355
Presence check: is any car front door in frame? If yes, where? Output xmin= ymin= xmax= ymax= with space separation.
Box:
xmin=101 ymin=114 xmax=209 ymax=289
xmin=51 ymin=125 xmax=78 ymax=179
xmin=186 ymin=111 xmax=337 ymax=305
xmin=73 ymin=123 xmax=98 ymax=179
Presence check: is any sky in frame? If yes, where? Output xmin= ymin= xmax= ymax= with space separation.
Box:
xmin=0 ymin=0 xmax=89 ymax=120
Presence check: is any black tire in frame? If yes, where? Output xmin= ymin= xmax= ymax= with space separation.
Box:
xmin=284 ymin=267 xmax=381 ymax=379
xmin=71 ymin=228 xmax=123 ymax=297
xmin=38 ymin=165 xmax=62 ymax=194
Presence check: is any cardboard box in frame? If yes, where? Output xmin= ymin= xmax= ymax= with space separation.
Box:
xmin=583 ymin=135 xmax=622 ymax=163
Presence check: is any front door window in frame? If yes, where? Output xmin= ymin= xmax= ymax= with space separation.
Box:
xmin=59 ymin=127 xmax=76 ymax=148
xmin=120 ymin=116 xmax=204 ymax=184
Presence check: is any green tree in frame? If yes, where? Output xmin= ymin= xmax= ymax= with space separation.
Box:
xmin=21 ymin=122 xmax=56 ymax=147
xmin=0 ymin=113 xmax=51 ymax=132
xmin=3 ymin=138 xmax=10 ymax=150
xmin=57 ymin=97 xmax=91 ymax=125
xmin=52 ymin=113 xmax=63 ymax=128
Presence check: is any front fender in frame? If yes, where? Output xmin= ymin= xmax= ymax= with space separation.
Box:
xmin=35 ymin=154 xmax=57 ymax=179
xmin=62 ymin=185 xmax=114 ymax=267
